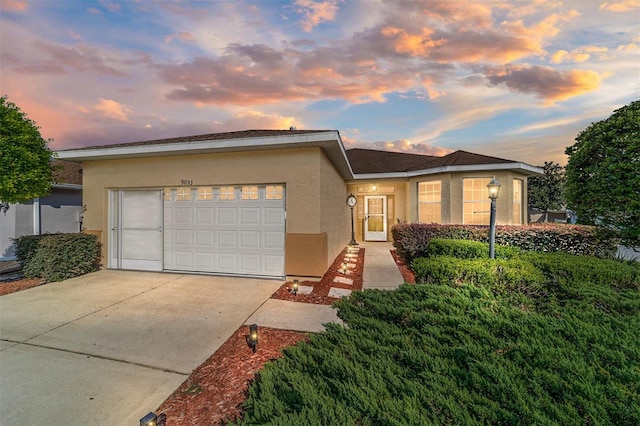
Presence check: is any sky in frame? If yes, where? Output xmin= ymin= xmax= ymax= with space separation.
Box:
xmin=1 ymin=0 xmax=638 ymax=166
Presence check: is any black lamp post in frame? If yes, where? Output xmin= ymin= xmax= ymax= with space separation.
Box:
xmin=346 ymin=193 xmax=358 ymax=246
xmin=487 ymin=177 xmax=501 ymax=259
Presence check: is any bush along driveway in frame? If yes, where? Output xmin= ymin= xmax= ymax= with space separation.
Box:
xmin=231 ymin=245 xmax=640 ymax=425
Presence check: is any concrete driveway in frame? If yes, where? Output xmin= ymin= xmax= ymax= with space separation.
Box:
xmin=0 ymin=270 xmax=282 ymax=425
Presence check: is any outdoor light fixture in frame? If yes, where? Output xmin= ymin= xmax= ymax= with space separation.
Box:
xmin=346 ymin=193 xmax=358 ymax=246
xmin=1 ymin=202 xmax=8 ymax=214
xmin=372 ymin=184 xmax=377 ymax=192
xmin=487 ymin=176 xmax=502 ymax=259
xmin=140 ymin=412 xmax=157 ymax=426
xmin=291 ymin=279 xmax=299 ymax=296
xmin=248 ymin=324 xmax=259 ymax=353
xmin=341 ymin=262 xmax=348 ymax=274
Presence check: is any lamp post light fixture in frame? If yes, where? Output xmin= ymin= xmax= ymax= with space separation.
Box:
xmin=248 ymin=324 xmax=259 ymax=353
xmin=346 ymin=193 xmax=358 ymax=246
xmin=487 ymin=176 xmax=502 ymax=259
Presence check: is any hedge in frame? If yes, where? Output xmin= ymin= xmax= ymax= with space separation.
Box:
xmin=232 ymin=269 xmax=640 ymax=425
xmin=426 ymin=238 xmax=522 ymax=259
xmin=392 ymin=223 xmax=619 ymax=263
xmin=14 ymin=233 xmax=101 ymax=282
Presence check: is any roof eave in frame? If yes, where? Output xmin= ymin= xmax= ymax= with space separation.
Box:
xmin=56 ymin=131 xmax=355 ymax=180
xmin=353 ymin=162 xmax=543 ymax=180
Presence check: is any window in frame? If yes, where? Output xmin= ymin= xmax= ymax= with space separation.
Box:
xmin=219 ymin=186 xmax=235 ymax=200
xmin=463 ymin=178 xmax=492 ymax=225
xmin=176 ymin=187 xmax=192 ymax=201
xmin=266 ymin=185 xmax=284 ymax=200
xmin=242 ymin=186 xmax=259 ymax=200
xmin=418 ymin=181 xmax=441 ymax=223
xmin=513 ymin=179 xmax=523 ymax=224
xmin=197 ymin=187 xmax=213 ymax=201
xmin=163 ymin=188 xmax=173 ymax=201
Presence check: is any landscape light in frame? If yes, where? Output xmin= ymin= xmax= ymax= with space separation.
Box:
xmin=341 ymin=262 xmax=348 ymax=274
xmin=249 ymin=324 xmax=259 ymax=353
xmin=487 ymin=176 xmax=501 ymax=259
xmin=292 ymin=279 xmax=299 ymax=296
xmin=140 ymin=412 xmax=157 ymax=426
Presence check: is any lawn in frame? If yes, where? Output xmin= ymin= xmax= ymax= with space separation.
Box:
xmin=231 ymin=249 xmax=640 ymax=425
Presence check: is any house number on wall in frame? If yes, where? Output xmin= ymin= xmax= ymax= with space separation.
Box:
xmin=180 ymin=179 xmax=193 ymax=186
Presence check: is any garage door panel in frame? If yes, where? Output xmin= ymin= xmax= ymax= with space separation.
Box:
xmin=195 ymin=207 xmax=214 ymax=224
xmin=175 ymin=230 xmax=193 ymax=246
xmin=264 ymin=208 xmax=285 ymax=225
xmin=196 ymin=230 xmax=214 ymax=247
xmin=164 ymin=185 xmax=285 ymax=277
xmin=240 ymin=208 xmax=261 ymax=225
xmin=263 ymin=231 xmax=284 ymax=250
xmin=239 ymin=231 xmax=261 ymax=249
xmin=217 ymin=230 xmax=237 ymax=248
xmin=240 ymin=254 xmax=261 ymax=274
xmin=218 ymin=253 xmax=237 ymax=272
xmin=263 ymin=255 xmax=284 ymax=275
xmin=175 ymin=207 xmax=193 ymax=224
xmin=218 ymin=208 xmax=237 ymax=225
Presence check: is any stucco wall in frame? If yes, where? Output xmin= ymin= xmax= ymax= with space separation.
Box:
xmin=40 ymin=189 xmax=83 ymax=234
xmin=320 ymin=151 xmax=350 ymax=263
xmin=82 ymin=147 xmax=344 ymax=276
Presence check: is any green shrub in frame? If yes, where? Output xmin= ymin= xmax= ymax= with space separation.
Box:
xmin=392 ymin=223 xmax=619 ymax=263
xmin=427 ymin=239 xmax=521 ymax=259
xmin=232 ymin=283 xmax=640 ymax=425
xmin=13 ymin=234 xmax=53 ymax=267
xmin=22 ymin=233 xmax=101 ymax=282
xmin=524 ymin=252 xmax=640 ymax=291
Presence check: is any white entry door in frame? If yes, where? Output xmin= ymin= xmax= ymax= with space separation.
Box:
xmin=110 ymin=190 xmax=163 ymax=271
xmin=364 ymin=195 xmax=387 ymax=241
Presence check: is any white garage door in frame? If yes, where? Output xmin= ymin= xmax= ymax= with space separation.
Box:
xmin=163 ymin=185 xmax=285 ymax=277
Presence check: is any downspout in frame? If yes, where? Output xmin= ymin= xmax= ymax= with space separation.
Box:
xmin=33 ymin=197 xmax=41 ymax=235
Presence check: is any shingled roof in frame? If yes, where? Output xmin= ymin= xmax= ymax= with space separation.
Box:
xmin=52 ymin=160 xmax=82 ymax=185
xmin=66 ymin=129 xmax=332 ymax=151
xmin=346 ymin=148 xmax=515 ymax=174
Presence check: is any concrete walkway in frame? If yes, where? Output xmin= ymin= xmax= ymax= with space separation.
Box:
xmin=247 ymin=241 xmax=404 ymax=333
xmin=361 ymin=241 xmax=404 ymax=290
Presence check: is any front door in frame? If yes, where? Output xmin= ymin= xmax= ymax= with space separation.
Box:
xmin=110 ymin=189 xmax=163 ymax=271
xmin=364 ymin=195 xmax=387 ymax=241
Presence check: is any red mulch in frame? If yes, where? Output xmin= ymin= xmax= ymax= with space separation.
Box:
xmin=157 ymin=326 xmax=308 ymax=425
xmin=0 ymin=278 xmax=46 ymax=296
xmin=390 ymin=249 xmax=415 ymax=284
xmin=271 ymin=246 xmax=364 ymax=305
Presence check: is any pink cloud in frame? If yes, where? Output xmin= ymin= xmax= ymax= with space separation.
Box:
xmin=164 ymin=32 xmax=196 ymax=44
xmin=485 ymin=65 xmax=602 ymax=102
xmin=0 ymin=0 xmax=28 ymax=12
xmin=295 ymin=0 xmax=339 ymax=32
xmin=599 ymin=0 xmax=640 ymax=12
xmin=91 ymin=98 xmax=133 ymax=122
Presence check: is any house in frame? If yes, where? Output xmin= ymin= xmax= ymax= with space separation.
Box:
xmin=56 ymin=130 xmax=541 ymax=278
xmin=0 ymin=160 xmax=83 ymax=260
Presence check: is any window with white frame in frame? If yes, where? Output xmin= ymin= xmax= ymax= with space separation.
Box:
xmin=241 ymin=186 xmax=259 ymax=200
xmin=463 ymin=178 xmax=492 ymax=225
xmin=418 ymin=181 xmax=441 ymax=223
xmin=219 ymin=186 xmax=235 ymax=200
xmin=513 ymin=179 xmax=523 ymax=224
xmin=176 ymin=187 xmax=192 ymax=201
xmin=197 ymin=187 xmax=213 ymax=201
xmin=266 ymin=185 xmax=284 ymax=200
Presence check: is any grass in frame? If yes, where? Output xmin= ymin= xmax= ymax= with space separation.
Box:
xmin=230 ymin=250 xmax=640 ymax=425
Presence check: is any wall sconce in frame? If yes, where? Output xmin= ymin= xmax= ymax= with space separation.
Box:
xmin=290 ymin=279 xmax=299 ymax=296
xmin=371 ymin=184 xmax=377 ymax=192
xmin=1 ymin=202 xmax=9 ymax=214
xmin=248 ymin=324 xmax=259 ymax=353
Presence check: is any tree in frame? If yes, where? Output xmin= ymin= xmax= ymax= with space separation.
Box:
xmin=527 ymin=161 xmax=566 ymax=221
xmin=0 ymin=96 xmax=54 ymax=204
xmin=565 ymin=100 xmax=640 ymax=247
